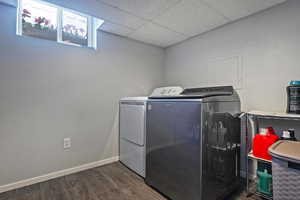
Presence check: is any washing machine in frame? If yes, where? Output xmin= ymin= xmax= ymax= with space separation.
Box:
xmin=146 ymin=86 xmax=241 ymax=200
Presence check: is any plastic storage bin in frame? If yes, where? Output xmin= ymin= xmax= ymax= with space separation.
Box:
xmin=287 ymin=80 xmax=300 ymax=114
xmin=269 ymin=141 xmax=300 ymax=200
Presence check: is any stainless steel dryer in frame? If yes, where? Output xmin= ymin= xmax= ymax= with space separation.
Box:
xmin=145 ymin=86 xmax=241 ymax=200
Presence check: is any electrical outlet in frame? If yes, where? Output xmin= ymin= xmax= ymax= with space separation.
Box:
xmin=63 ymin=138 xmax=71 ymax=149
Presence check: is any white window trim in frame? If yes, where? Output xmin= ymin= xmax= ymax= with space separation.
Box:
xmin=16 ymin=0 xmax=23 ymax=36
xmin=57 ymin=7 xmax=62 ymax=42
xmin=17 ymin=0 xmax=104 ymax=49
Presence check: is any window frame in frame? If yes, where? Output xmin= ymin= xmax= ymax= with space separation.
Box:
xmin=17 ymin=0 xmax=102 ymax=49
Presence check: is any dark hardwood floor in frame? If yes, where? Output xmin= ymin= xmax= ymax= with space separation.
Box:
xmin=0 ymin=162 xmax=260 ymax=200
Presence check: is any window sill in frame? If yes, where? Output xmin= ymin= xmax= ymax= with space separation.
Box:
xmin=16 ymin=33 xmax=97 ymax=50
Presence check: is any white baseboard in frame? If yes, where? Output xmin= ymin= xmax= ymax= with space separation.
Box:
xmin=0 ymin=156 xmax=119 ymax=194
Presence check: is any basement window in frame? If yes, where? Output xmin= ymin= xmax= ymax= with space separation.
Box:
xmin=17 ymin=0 xmax=104 ymax=49
xmin=62 ymin=10 xmax=88 ymax=46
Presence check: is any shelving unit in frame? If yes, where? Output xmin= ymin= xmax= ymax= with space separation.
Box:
xmin=245 ymin=111 xmax=300 ymax=200
xmin=246 ymin=151 xmax=273 ymax=200
xmin=247 ymin=111 xmax=300 ymax=121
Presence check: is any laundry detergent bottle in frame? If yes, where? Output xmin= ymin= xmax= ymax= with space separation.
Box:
xmin=257 ymin=169 xmax=272 ymax=195
xmin=253 ymin=127 xmax=279 ymax=160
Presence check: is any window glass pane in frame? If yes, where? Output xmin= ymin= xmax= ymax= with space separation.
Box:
xmin=62 ymin=10 xmax=88 ymax=46
xmin=22 ymin=0 xmax=57 ymax=41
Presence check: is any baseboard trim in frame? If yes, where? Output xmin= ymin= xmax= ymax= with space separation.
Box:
xmin=0 ymin=156 xmax=119 ymax=194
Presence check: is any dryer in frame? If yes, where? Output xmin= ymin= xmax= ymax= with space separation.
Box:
xmin=119 ymin=87 xmax=183 ymax=177
xmin=119 ymin=97 xmax=147 ymax=177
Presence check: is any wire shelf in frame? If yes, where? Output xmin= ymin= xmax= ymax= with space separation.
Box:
xmin=248 ymin=151 xmax=272 ymax=164
xmin=248 ymin=111 xmax=300 ymax=121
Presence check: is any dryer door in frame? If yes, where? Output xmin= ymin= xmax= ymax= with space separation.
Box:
xmin=120 ymin=102 xmax=145 ymax=146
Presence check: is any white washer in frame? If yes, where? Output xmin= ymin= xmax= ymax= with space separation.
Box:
xmin=119 ymin=97 xmax=147 ymax=177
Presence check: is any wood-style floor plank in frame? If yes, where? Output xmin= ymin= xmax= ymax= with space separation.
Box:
xmin=0 ymin=162 xmax=259 ymax=200
xmin=64 ymin=172 xmax=93 ymax=200
xmin=0 ymin=190 xmax=16 ymax=200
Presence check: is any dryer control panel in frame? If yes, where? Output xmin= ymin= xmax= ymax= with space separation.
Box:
xmin=150 ymin=86 xmax=184 ymax=97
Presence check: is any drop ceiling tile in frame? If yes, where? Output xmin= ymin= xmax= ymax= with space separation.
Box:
xmin=49 ymin=0 xmax=147 ymax=29
xmin=201 ymin=0 xmax=286 ymax=21
xmin=128 ymin=23 xmax=188 ymax=47
xmin=244 ymin=0 xmax=287 ymax=14
xmin=91 ymin=0 xmax=148 ymax=29
xmin=99 ymin=22 xmax=135 ymax=37
xmin=97 ymin=0 xmax=181 ymax=20
xmin=153 ymin=0 xmax=229 ymax=37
